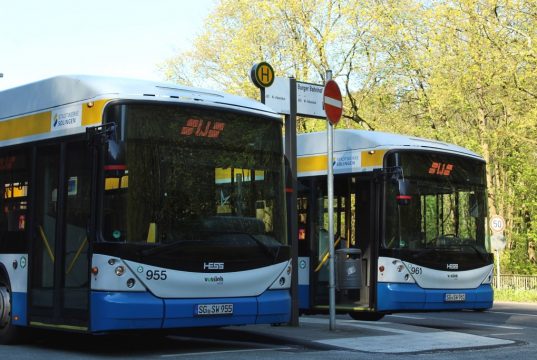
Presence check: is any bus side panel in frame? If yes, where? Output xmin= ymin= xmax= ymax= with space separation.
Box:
xmin=0 ymin=254 xmax=28 ymax=326
xmin=256 ymin=289 xmax=291 ymax=324
xmin=90 ymin=291 xmax=164 ymax=332
xmin=11 ymin=292 xmax=27 ymax=326
xmin=297 ymin=257 xmax=310 ymax=309
xmin=377 ymin=283 xmax=493 ymax=311
xmin=377 ymin=283 xmax=426 ymax=311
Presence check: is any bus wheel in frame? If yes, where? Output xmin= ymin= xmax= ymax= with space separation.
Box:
xmin=0 ymin=278 xmax=22 ymax=345
xmin=349 ymin=311 xmax=385 ymax=321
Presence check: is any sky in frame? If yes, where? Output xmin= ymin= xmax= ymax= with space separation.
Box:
xmin=0 ymin=0 xmax=216 ymax=91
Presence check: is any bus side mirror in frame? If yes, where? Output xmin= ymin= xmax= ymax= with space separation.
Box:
xmin=469 ymin=193 xmax=479 ymax=217
xmin=396 ymin=180 xmax=415 ymax=206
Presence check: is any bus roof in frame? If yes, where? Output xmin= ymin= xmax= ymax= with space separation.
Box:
xmin=0 ymin=75 xmax=278 ymax=120
xmin=298 ymin=130 xmax=482 ymax=160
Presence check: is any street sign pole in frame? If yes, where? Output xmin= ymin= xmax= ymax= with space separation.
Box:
xmin=252 ymin=63 xmax=299 ymax=326
xmin=489 ymin=215 xmax=506 ymax=290
xmin=325 ymin=70 xmax=336 ymax=331
xmin=322 ymin=71 xmax=342 ymax=331
xmin=286 ymin=77 xmax=299 ymax=326
xmin=496 ymin=249 xmax=501 ymax=288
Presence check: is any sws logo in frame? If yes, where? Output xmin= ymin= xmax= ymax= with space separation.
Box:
xmin=429 ymin=161 xmax=454 ymax=176
xmin=203 ymin=262 xmax=224 ymax=270
xmin=180 ymin=119 xmax=225 ymax=138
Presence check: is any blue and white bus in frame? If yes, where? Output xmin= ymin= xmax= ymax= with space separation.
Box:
xmin=0 ymin=75 xmax=290 ymax=343
xmin=296 ymin=130 xmax=493 ymax=320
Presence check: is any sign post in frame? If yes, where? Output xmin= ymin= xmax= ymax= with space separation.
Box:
xmin=490 ymin=215 xmax=506 ymax=289
xmin=251 ymin=63 xmax=343 ymax=331
xmin=323 ymin=72 xmax=342 ymax=331
xmin=251 ymin=62 xmax=299 ymax=327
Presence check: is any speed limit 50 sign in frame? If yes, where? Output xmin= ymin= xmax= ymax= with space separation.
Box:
xmin=489 ymin=215 xmax=506 ymax=233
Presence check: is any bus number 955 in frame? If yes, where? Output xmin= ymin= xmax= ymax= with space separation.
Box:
xmin=146 ymin=270 xmax=167 ymax=280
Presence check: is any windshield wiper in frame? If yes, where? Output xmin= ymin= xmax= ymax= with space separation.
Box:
xmin=139 ymin=240 xmax=191 ymax=257
xmin=226 ymin=231 xmax=280 ymax=260
xmin=138 ymin=231 xmax=280 ymax=260
xmin=460 ymin=244 xmax=490 ymax=262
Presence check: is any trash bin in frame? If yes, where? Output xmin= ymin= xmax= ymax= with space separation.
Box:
xmin=336 ymin=248 xmax=362 ymax=290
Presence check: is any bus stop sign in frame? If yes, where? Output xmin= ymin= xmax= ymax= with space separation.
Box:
xmin=323 ymin=80 xmax=343 ymax=125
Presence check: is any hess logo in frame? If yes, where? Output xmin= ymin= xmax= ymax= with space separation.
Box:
xmin=203 ymin=262 xmax=224 ymax=270
xmin=446 ymin=263 xmax=459 ymax=270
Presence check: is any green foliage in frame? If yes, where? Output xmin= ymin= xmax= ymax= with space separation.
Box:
xmin=494 ymin=288 xmax=537 ymax=303
xmin=160 ymin=0 xmax=537 ymax=274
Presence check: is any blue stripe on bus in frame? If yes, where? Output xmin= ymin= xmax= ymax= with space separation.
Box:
xmin=163 ymin=289 xmax=290 ymax=328
xmin=90 ymin=291 xmax=164 ymax=332
xmin=298 ymin=284 xmax=310 ymax=309
xmin=11 ymin=292 xmax=27 ymax=326
xmin=90 ymin=289 xmax=291 ymax=332
xmin=376 ymin=283 xmax=493 ymax=312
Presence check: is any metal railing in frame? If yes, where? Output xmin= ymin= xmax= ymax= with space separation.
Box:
xmin=493 ymin=274 xmax=537 ymax=290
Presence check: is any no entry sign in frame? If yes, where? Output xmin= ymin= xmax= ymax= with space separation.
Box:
xmin=323 ymin=80 xmax=343 ymax=125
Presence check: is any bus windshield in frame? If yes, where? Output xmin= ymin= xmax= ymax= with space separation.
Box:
xmin=101 ymin=103 xmax=286 ymax=249
xmin=384 ymin=151 xmax=487 ymax=253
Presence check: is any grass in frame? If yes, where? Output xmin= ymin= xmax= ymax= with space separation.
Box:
xmin=494 ymin=288 xmax=537 ymax=303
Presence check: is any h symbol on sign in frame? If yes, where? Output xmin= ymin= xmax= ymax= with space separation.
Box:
xmin=261 ymin=67 xmax=270 ymax=82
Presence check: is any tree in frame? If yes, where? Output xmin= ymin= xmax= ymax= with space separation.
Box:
xmin=160 ymin=0 xmax=537 ymax=272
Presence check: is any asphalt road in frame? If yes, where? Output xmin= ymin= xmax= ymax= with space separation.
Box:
xmin=1 ymin=302 xmax=536 ymax=359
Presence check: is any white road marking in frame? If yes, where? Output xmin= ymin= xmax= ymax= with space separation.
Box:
xmin=161 ymin=347 xmax=293 ymax=358
xmin=465 ymin=322 xmax=524 ymax=330
xmin=489 ymin=310 xmax=537 ymax=318
xmin=388 ymin=314 xmax=427 ymax=320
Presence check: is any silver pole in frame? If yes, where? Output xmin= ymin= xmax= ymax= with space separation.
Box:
xmin=326 ymin=70 xmax=336 ymax=330
xmin=496 ymin=249 xmax=501 ymax=289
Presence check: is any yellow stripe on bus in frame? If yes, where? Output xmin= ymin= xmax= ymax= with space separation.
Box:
xmin=298 ymin=151 xmax=386 ymax=174
xmin=0 ymin=99 xmax=109 ymax=142
xmin=29 ymin=321 xmax=88 ymax=332
xmin=82 ymin=99 xmax=109 ymax=126
xmin=0 ymin=112 xmax=51 ymax=141
xmin=361 ymin=150 xmax=386 ymax=168
xmin=298 ymin=155 xmax=327 ymax=173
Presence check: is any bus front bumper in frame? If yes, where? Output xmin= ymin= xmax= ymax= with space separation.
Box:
xmin=89 ymin=289 xmax=290 ymax=332
xmin=376 ymin=282 xmax=493 ymax=312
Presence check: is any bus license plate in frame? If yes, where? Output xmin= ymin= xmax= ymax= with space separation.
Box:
xmin=445 ymin=293 xmax=466 ymax=302
xmin=196 ymin=303 xmax=233 ymax=316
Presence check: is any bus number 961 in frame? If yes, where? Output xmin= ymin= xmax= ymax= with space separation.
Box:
xmin=409 ymin=266 xmax=422 ymax=275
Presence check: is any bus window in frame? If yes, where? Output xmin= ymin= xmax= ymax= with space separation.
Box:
xmin=64 ymin=142 xmax=91 ymax=294
xmin=0 ymin=152 xmax=29 ymax=252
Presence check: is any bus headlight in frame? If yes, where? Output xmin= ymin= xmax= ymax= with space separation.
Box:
xmin=269 ymin=261 xmax=292 ymax=290
xmin=115 ymin=266 xmax=125 ymax=276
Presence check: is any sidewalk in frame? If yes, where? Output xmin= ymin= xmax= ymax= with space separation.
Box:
xmin=237 ymin=316 xmax=515 ymax=353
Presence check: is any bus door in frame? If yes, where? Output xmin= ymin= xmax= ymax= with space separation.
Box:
xmin=353 ymin=176 xmax=380 ymax=312
xmin=298 ymin=174 xmax=379 ymax=313
xmin=29 ymin=141 xmax=91 ymax=329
